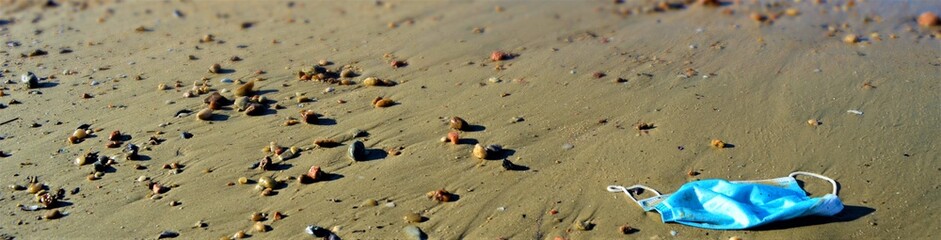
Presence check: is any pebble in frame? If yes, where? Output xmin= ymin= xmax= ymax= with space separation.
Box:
xmin=258 ymin=176 xmax=276 ymax=189
xmin=90 ymin=81 xmax=99 ymax=86
xmin=384 ymin=202 xmax=396 ymax=208
xmin=305 ymin=225 xmax=329 ymax=237
xmin=670 ymin=230 xmax=678 ymax=236
xmin=253 ymin=222 xmax=268 ymax=232
xmin=181 ymin=132 xmax=193 ymax=139
xmin=220 ymin=78 xmax=233 ymax=83
xmin=348 ymin=140 xmax=366 ymax=161
xmin=403 ymin=212 xmax=423 ymax=223
xmin=42 ymin=210 xmax=62 ymax=220
xmin=157 ymin=230 xmax=178 ymax=239
xmin=323 ymin=87 xmax=334 ymax=93
xmin=402 ymin=226 xmax=426 ymax=240
xmin=488 ymin=77 xmax=501 ymax=83
xmin=510 ymin=117 xmax=524 ymax=123
xmin=361 ymin=199 xmax=379 ymax=207
xmin=561 ymin=143 xmax=574 ymax=150
xmin=847 ymin=110 xmax=864 ymax=115
xmin=843 ymin=34 xmax=859 ymax=44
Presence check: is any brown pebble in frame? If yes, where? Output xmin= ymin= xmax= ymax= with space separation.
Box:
xmin=491 ymin=51 xmax=508 ymax=61
xmin=426 ymin=189 xmax=453 ymax=202
xmin=26 ymin=183 xmax=42 ymax=194
xmin=209 ymin=63 xmax=222 ymax=73
xmin=250 ymin=212 xmax=265 ymax=221
xmin=43 ymin=210 xmax=63 ymax=220
xmin=373 ymin=97 xmax=395 ymax=108
xmin=361 ymin=199 xmax=379 ymax=207
xmin=234 ymin=81 xmax=254 ymax=97
xmin=918 ymin=12 xmax=939 ymax=27
xmin=67 ymin=135 xmax=80 ymax=144
xmin=807 ymin=119 xmax=821 ymax=126
xmin=711 ymin=139 xmax=727 ymax=148
xmin=447 ymin=132 xmax=460 ymax=145
xmin=362 ymin=77 xmax=383 ymax=87
xmin=313 ymin=139 xmax=340 ymax=148
xmin=196 ymin=108 xmax=213 ymax=121
xmin=699 ymin=0 xmax=720 ymax=6
xmin=749 ymin=12 xmax=767 ymax=22
xmin=472 ymin=144 xmax=488 ymax=159
xmin=843 ymin=34 xmax=859 ymax=44
xmin=253 ymin=222 xmax=268 ymax=233
xmin=390 ymin=60 xmax=406 ymax=68
xmin=200 ymin=34 xmax=214 ymax=43
xmin=403 ymin=212 xmax=423 ymax=223
xmin=618 ymin=224 xmax=635 ymax=234
xmin=300 ymin=110 xmax=317 ymax=124
xmin=108 ymin=130 xmax=121 ymax=141
xmin=449 ymin=117 xmax=467 ymax=130
xmin=233 ymin=231 xmax=246 ymax=239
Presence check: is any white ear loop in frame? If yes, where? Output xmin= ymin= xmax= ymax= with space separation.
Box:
xmin=607 ymin=185 xmax=662 ymax=208
xmin=789 ymin=171 xmax=839 ymax=195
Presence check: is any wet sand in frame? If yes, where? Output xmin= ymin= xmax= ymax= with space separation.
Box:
xmin=1 ymin=0 xmax=940 ymax=239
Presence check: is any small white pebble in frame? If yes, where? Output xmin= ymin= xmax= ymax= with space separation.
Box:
xmin=670 ymin=230 xmax=678 ymax=236
xmin=220 ymin=78 xmax=233 ymax=83
xmin=90 ymin=81 xmax=99 ymax=86
xmin=488 ymin=77 xmax=501 ymax=83
xmin=570 ymin=70 xmax=576 ymax=74
xmin=384 ymin=202 xmax=396 ymax=208
xmin=323 ymin=87 xmax=334 ymax=93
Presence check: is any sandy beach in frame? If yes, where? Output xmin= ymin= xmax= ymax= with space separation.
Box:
xmin=1 ymin=0 xmax=940 ymax=239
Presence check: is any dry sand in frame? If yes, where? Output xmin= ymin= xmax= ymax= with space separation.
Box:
xmin=1 ymin=0 xmax=940 ymax=239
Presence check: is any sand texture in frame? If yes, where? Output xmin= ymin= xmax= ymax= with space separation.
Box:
xmin=1 ymin=0 xmax=940 ymax=239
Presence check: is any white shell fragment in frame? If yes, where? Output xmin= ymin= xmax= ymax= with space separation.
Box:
xmin=847 ymin=110 xmax=863 ymax=115
xmin=20 ymin=205 xmax=42 ymax=211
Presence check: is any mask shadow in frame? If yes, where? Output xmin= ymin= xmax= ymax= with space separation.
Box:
xmin=751 ymin=205 xmax=875 ymax=230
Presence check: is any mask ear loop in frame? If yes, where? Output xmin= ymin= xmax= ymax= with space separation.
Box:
xmin=788 ymin=171 xmax=839 ymax=195
xmin=607 ymin=185 xmax=662 ymax=208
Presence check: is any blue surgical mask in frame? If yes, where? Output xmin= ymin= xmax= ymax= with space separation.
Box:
xmin=607 ymin=172 xmax=844 ymax=230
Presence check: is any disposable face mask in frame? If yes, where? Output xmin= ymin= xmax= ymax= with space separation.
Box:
xmin=607 ymin=172 xmax=844 ymax=230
